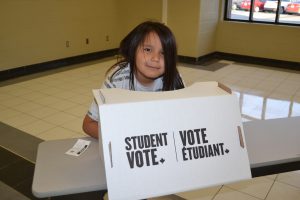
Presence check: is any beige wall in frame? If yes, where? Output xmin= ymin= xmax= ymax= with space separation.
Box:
xmin=1 ymin=0 xmax=299 ymax=71
xmin=0 ymin=0 xmax=162 ymax=71
xmin=216 ymin=21 xmax=300 ymax=63
xmin=167 ymin=0 xmax=220 ymax=58
xmin=198 ymin=0 xmax=220 ymax=56
xmin=116 ymin=0 xmax=163 ymax=37
xmin=0 ymin=0 xmax=119 ymax=70
xmin=168 ymin=0 xmax=300 ymax=63
xmin=167 ymin=0 xmax=200 ymax=57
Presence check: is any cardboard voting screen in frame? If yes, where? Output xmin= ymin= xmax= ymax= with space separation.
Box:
xmin=93 ymin=82 xmax=251 ymax=200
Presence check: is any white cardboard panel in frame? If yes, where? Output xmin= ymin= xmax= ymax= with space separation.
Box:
xmin=95 ymin=82 xmax=251 ymax=200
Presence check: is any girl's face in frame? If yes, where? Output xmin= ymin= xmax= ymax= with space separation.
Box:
xmin=135 ymin=32 xmax=165 ymax=86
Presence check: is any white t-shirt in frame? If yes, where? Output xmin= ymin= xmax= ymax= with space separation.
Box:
xmin=87 ymin=63 xmax=164 ymax=121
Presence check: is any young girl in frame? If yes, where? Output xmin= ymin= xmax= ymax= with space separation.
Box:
xmin=83 ymin=21 xmax=185 ymax=138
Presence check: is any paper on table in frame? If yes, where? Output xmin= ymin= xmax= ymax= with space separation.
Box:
xmin=65 ymin=139 xmax=91 ymax=156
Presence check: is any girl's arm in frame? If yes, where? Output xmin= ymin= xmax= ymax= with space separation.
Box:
xmin=82 ymin=114 xmax=99 ymax=139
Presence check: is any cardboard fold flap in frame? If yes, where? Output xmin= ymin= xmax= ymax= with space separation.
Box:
xmin=94 ymin=82 xmax=232 ymax=105
xmin=218 ymin=82 xmax=232 ymax=94
xmin=109 ymin=142 xmax=113 ymax=168
xmin=237 ymin=126 xmax=245 ymax=148
xmin=99 ymin=91 xmax=106 ymax=104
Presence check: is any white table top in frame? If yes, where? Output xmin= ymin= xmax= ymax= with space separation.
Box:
xmin=32 ymin=117 xmax=300 ymax=198
xmin=32 ymin=137 xmax=106 ymax=198
xmin=243 ymin=117 xmax=300 ymax=168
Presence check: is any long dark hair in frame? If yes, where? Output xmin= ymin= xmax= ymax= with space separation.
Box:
xmin=108 ymin=21 xmax=184 ymax=91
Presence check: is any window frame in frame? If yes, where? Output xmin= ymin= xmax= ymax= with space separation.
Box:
xmin=224 ymin=0 xmax=300 ymax=27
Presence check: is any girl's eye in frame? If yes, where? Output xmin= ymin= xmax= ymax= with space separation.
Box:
xmin=143 ymin=47 xmax=151 ymax=53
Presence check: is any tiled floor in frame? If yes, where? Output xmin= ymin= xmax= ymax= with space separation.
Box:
xmin=0 ymin=58 xmax=300 ymax=199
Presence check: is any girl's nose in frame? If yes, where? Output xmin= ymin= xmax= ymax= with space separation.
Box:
xmin=151 ymin=52 xmax=160 ymax=62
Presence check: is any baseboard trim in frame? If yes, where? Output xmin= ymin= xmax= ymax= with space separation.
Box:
xmin=178 ymin=52 xmax=218 ymax=65
xmin=1 ymin=50 xmax=299 ymax=82
xmin=179 ymin=52 xmax=300 ymax=71
xmin=216 ymin=52 xmax=300 ymax=71
xmin=251 ymin=161 xmax=300 ymax=177
xmin=0 ymin=48 xmax=118 ymax=82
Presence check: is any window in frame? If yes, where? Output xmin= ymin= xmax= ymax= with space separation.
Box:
xmin=225 ymin=0 xmax=300 ymax=26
